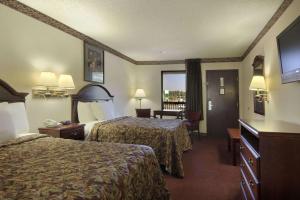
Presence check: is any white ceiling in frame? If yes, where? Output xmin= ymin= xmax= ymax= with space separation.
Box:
xmin=19 ymin=0 xmax=283 ymax=61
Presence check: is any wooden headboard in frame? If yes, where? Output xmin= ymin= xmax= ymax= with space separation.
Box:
xmin=0 ymin=79 xmax=28 ymax=103
xmin=71 ymin=84 xmax=114 ymax=123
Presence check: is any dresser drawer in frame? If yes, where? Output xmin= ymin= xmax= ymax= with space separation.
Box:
xmin=240 ymin=171 xmax=255 ymax=200
xmin=60 ymin=127 xmax=84 ymax=140
xmin=241 ymin=154 xmax=259 ymax=199
xmin=240 ymin=137 xmax=260 ymax=178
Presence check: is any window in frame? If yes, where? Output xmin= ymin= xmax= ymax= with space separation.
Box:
xmin=161 ymin=71 xmax=186 ymax=111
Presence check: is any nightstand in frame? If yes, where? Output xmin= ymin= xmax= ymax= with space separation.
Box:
xmin=38 ymin=123 xmax=85 ymax=140
xmin=136 ymin=109 xmax=151 ymax=118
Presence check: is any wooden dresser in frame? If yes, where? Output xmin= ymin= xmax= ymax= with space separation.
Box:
xmin=239 ymin=119 xmax=300 ymax=200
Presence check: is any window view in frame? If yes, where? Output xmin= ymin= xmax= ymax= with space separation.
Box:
xmin=162 ymin=71 xmax=186 ymax=111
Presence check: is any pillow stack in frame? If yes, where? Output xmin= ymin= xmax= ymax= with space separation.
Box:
xmin=91 ymin=101 xmax=116 ymax=121
xmin=0 ymin=102 xmax=30 ymax=143
xmin=77 ymin=100 xmax=116 ymax=123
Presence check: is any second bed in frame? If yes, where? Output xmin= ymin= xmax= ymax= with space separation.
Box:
xmin=71 ymin=84 xmax=192 ymax=177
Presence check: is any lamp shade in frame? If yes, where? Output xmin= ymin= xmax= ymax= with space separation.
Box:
xmin=58 ymin=74 xmax=75 ymax=89
xmin=249 ymin=75 xmax=267 ymax=91
xmin=134 ymin=89 xmax=146 ymax=98
xmin=39 ymin=72 xmax=57 ymax=87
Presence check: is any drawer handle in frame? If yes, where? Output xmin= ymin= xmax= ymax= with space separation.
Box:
xmin=240 ymin=145 xmax=244 ymax=150
xmin=73 ymin=132 xmax=78 ymax=136
xmin=248 ymin=158 xmax=254 ymax=166
xmin=249 ymin=180 xmax=255 ymax=188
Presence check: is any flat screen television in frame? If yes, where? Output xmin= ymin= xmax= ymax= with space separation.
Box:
xmin=277 ymin=16 xmax=300 ymax=83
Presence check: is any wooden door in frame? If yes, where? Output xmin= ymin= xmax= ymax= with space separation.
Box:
xmin=206 ymin=70 xmax=239 ymax=137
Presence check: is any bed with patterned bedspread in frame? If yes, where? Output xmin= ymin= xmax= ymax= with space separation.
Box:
xmin=88 ymin=116 xmax=192 ymax=178
xmin=0 ymin=134 xmax=169 ymax=200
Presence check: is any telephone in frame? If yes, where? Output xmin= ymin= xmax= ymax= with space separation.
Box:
xmin=43 ymin=119 xmax=62 ymax=128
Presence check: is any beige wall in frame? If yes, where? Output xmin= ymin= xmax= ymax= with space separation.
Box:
xmin=135 ymin=62 xmax=242 ymax=133
xmin=2 ymin=0 xmax=299 ymax=134
xmin=0 ymin=5 xmax=136 ymax=132
xmin=241 ymin=0 xmax=300 ymax=125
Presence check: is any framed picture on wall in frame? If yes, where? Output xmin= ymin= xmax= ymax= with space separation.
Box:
xmin=84 ymin=41 xmax=104 ymax=84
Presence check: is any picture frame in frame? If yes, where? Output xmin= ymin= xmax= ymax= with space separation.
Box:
xmin=84 ymin=41 xmax=104 ymax=84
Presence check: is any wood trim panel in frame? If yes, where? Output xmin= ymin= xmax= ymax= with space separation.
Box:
xmin=0 ymin=79 xmax=28 ymax=103
xmin=137 ymin=57 xmax=242 ymax=65
xmin=0 ymin=0 xmax=137 ymax=65
xmin=137 ymin=60 xmax=185 ymax=65
xmin=201 ymin=57 xmax=242 ymax=63
xmin=0 ymin=0 xmax=293 ymax=65
xmin=241 ymin=0 xmax=293 ymax=59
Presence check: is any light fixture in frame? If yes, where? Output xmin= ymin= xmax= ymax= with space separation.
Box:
xmin=33 ymin=72 xmax=75 ymax=98
xmin=58 ymin=74 xmax=75 ymax=90
xmin=249 ymin=75 xmax=268 ymax=102
xmin=39 ymin=72 xmax=57 ymax=88
xmin=134 ymin=89 xmax=146 ymax=108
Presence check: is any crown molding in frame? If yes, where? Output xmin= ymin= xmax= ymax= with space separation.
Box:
xmin=0 ymin=0 xmax=137 ymax=64
xmin=241 ymin=0 xmax=293 ymax=59
xmin=136 ymin=57 xmax=242 ymax=65
xmin=0 ymin=0 xmax=293 ymax=66
xmin=136 ymin=60 xmax=185 ymax=65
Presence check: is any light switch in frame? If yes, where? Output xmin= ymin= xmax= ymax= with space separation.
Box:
xmin=220 ymin=88 xmax=225 ymax=95
xmin=220 ymin=77 xmax=224 ymax=87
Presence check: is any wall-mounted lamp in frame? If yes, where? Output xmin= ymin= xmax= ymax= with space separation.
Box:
xmin=58 ymin=74 xmax=75 ymax=90
xmin=33 ymin=72 xmax=75 ymax=97
xmin=249 ymin=75 xmax=268 ymax=102
xmin=134 ymin=89 xmax=146 ymax=108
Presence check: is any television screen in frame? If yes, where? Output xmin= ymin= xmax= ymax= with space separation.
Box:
xmin=277 ymin=16 xmax=300 ymax=83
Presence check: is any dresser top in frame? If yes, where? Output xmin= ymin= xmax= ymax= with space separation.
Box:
xmin=239 ymin=119 xmax=300 ymax=135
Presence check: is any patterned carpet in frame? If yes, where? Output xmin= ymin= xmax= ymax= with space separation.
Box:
xmin=165 ymin=136 xmax=241 ymax=200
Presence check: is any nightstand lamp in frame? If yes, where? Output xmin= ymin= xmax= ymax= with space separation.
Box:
xmin=134 ymin=89 xmax=146 ymax=108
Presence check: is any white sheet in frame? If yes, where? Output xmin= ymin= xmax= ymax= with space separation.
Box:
xmin=84 ymin=121 xmax=100 ymax=139
xmin=16 ymin=133 xmax=37 ymax=138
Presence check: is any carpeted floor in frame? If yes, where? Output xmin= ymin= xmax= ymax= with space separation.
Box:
xmin=165 ymin=136 xmax=241 ymax=200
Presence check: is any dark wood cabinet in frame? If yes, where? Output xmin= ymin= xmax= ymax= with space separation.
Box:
xmin=239 ymin=119 xmax=300 ymax=200
xmin=39 ymin=124 xmax=85 ymax=140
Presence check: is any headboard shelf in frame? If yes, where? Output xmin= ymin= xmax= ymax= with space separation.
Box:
xmin=0 ymin=79 xmax=28 ymax=103
xmin=71 ymin=84 xmax=114 ymax=123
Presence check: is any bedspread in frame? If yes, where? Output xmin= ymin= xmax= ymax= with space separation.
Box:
xmin=88 ymin=116 xmax=192 ymax=177
xmin=0 ymin=134 xmax=169 ymax=200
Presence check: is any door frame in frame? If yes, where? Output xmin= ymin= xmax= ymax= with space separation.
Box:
xmin=205 ymin=69 xmax=240 ymax=135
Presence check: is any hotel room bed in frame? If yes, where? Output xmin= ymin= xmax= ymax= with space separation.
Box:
xmin=0 ymin=79 xmax=169 ymax=200
xmin=87 ymin=116 xmax=191 ymax=178
xmin=0 ymin=134 xmax=169 ymax=200
xmin=72 ymin=84 xmax=192 ymax=178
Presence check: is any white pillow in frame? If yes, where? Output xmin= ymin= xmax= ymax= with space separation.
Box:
xmin=78 ymin=102 xmax=96 ymax=123
xmin=0 ymin=102 xmax=8 ymax=110
xmin=6 ymin=102 xmax=30 ymax=134
xmin=91 ymin=101 xmax=115 ymax=120
xmin=0 ymin=109 xmax=16 ymax=143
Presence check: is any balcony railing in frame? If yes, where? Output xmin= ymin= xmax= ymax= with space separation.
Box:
xmin=162 ymin=101 xmax=185 ymax=111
